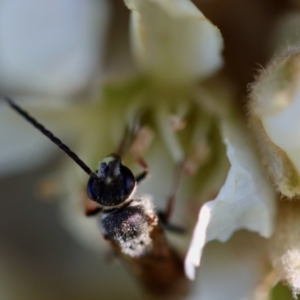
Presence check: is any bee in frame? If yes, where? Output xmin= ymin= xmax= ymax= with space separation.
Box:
xmin=4 ymin=96 xmax=188 ymax=298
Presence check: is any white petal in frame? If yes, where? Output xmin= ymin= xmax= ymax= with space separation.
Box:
xmin=187 ymin=232 xmax=268 ymax=300
xmin=125 ymin=0 xmax=223 ymax=84
xmin=185 ymin=118 xmax=276 ymax=280
xmin=0 ymin=0 xmax=110 ymax=97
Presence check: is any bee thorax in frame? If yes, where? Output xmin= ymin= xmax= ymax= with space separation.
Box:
xmin=101 ymin=198 xmax=156 ymax=257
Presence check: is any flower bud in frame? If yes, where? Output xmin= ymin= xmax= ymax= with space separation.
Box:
xmin=249 ymin=49 xmax=300 ymax=197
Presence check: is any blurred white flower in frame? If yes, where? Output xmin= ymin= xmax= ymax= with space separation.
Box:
xmin=0 ymin=0 xmax=110 ymax=176
xmin=185 ymin=117 xmax=276 ymax=280
xmin=125 ymin=0 xmax=223 ymax=84
xmin=249 ymin=37 xmax=300 ymax=295
xmin=0 ymin=0 xmax=285 ymax=299
xmin=0 ymin=0 xmax=109 ymax=97
xmin=250 ymin=47 xmax=300 ymax=198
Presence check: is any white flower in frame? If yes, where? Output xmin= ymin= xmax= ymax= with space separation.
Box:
xmin=249 ymin=32 xmax=300 ymax=295
xmin=0 ymin=0 xmax=284 ymax=299
xmin=0 ymin=0 xmax=109 ymax=97
xmin=125 ymin=0 xmax=223 ymax=84
xmin=185 ymin=117 xmax=276 ymax=280
xmin=0 ymin=0 xmax=110 ymax=176
xmin=250 ymin=47 xmax=300 ymax=198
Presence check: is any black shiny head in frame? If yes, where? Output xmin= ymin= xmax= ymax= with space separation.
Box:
xmin=87 ymin=154 xmax=136 ymax=207
xmin=3 ymin=97 xmax=136 ymax=208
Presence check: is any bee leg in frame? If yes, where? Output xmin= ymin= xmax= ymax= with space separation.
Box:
xmin=85 ymin=200 xmax=102 ymax=217
xmin=157 ymin=210 xmax=185 ymax=234
xmin=116 ymin=121 xmax=140 ymax=157
xmin=136 ymin=156 xmax=184 ymax=232
xmin=116 ymin=120 xmax=151 ymax=184
xmin=86 ymin=207 xmax=102 ymax=217
xmin=135 ymin=156 xmax=149 ymax=183
xmin=163 ymin=223 xmax=185 ymax=234
xmin=158 ymin=161 xmax=186 ymax=234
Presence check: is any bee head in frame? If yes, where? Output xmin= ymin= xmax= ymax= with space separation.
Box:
xmin=87 ymin=154 xmax=136 ymax=207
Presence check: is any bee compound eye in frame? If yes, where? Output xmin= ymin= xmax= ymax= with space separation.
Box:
xmin=120 ymin=165 xmax=136 ymax=198
xmin=87 ymin=176 xmax=97 ymax=200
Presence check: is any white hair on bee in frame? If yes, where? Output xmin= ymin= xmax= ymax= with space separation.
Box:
xmin=96 ymin=155 xmax=121 ymax=178
xmin=100 ymin=195 xmax=158 ymax=257
xmin=130 ymin=194 xmax=158 ymax=223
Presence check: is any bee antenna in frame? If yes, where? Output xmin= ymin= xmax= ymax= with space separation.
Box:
xmin=3 ymin=96 xmax=94 ymax=177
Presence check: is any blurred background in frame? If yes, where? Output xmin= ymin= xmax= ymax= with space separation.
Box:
xmin=0 ymin=1 xmax=142 ymax=299
xmin=0 ymin=0 xmax=297 ymax=299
